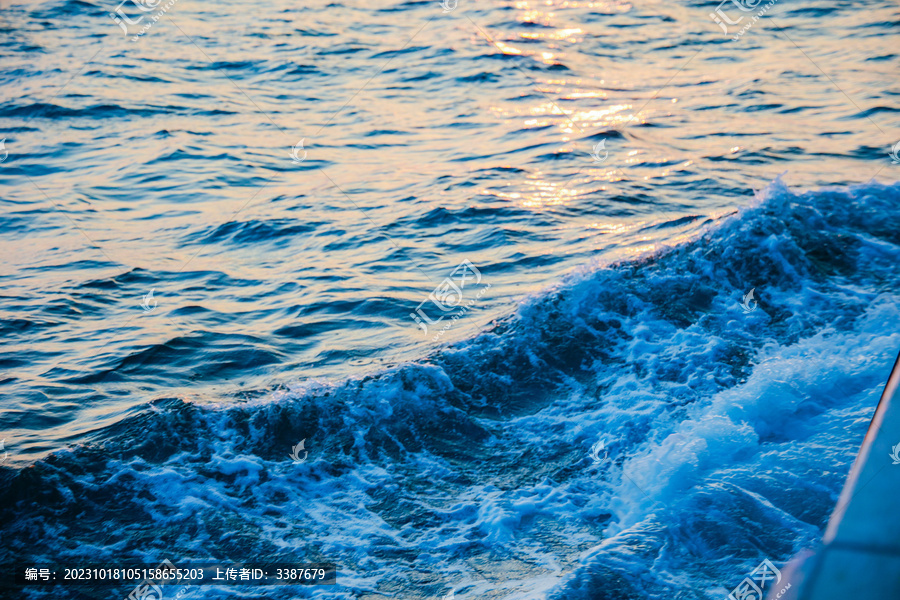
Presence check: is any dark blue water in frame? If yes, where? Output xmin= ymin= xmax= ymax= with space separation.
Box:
xmin=1 ymin=0 xmax=898 ymax=597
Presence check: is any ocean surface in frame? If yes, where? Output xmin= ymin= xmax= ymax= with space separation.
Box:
xmin=0 ymin=0 xmax=898 ymax=597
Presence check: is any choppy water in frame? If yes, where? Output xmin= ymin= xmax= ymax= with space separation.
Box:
xmin=1 ymin=0 xmax=898 ymax=598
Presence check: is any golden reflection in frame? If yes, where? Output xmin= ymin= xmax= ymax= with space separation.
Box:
xmin=486 ymin=177 xmax=582 ymax=208
xmin=563 ymin=90 xmax=609 ymax=100
xmin=586 ymin=221 xmax=645 ymax=234
xmin=529 ymin=102 xmax=567 ymax=115
xmin=626 ymin=244 xmax=658 ymax=255
xmin=490 ymin=101 xmax=635 ymax=133
xmin=493 ymin=40 xmax=523 ymax=55
xmin=485 ymin=171 xmax=625 ymax=209
xmin=519 ymin=28 xmax=584 ymax=41
xmin=554 ymin=0 xmax=632 ymax=10
xmin=482 ymin=0 xmax=648 ymax=210
xmin=518 ymin=11 xmax=554 ymax=25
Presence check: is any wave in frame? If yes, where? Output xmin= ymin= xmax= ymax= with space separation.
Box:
xmin=2 ymin=178 xmax=898 ymax=599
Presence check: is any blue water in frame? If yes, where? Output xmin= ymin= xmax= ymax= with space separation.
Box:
xmin=1 ymin=0 xmax=899 ymax=597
